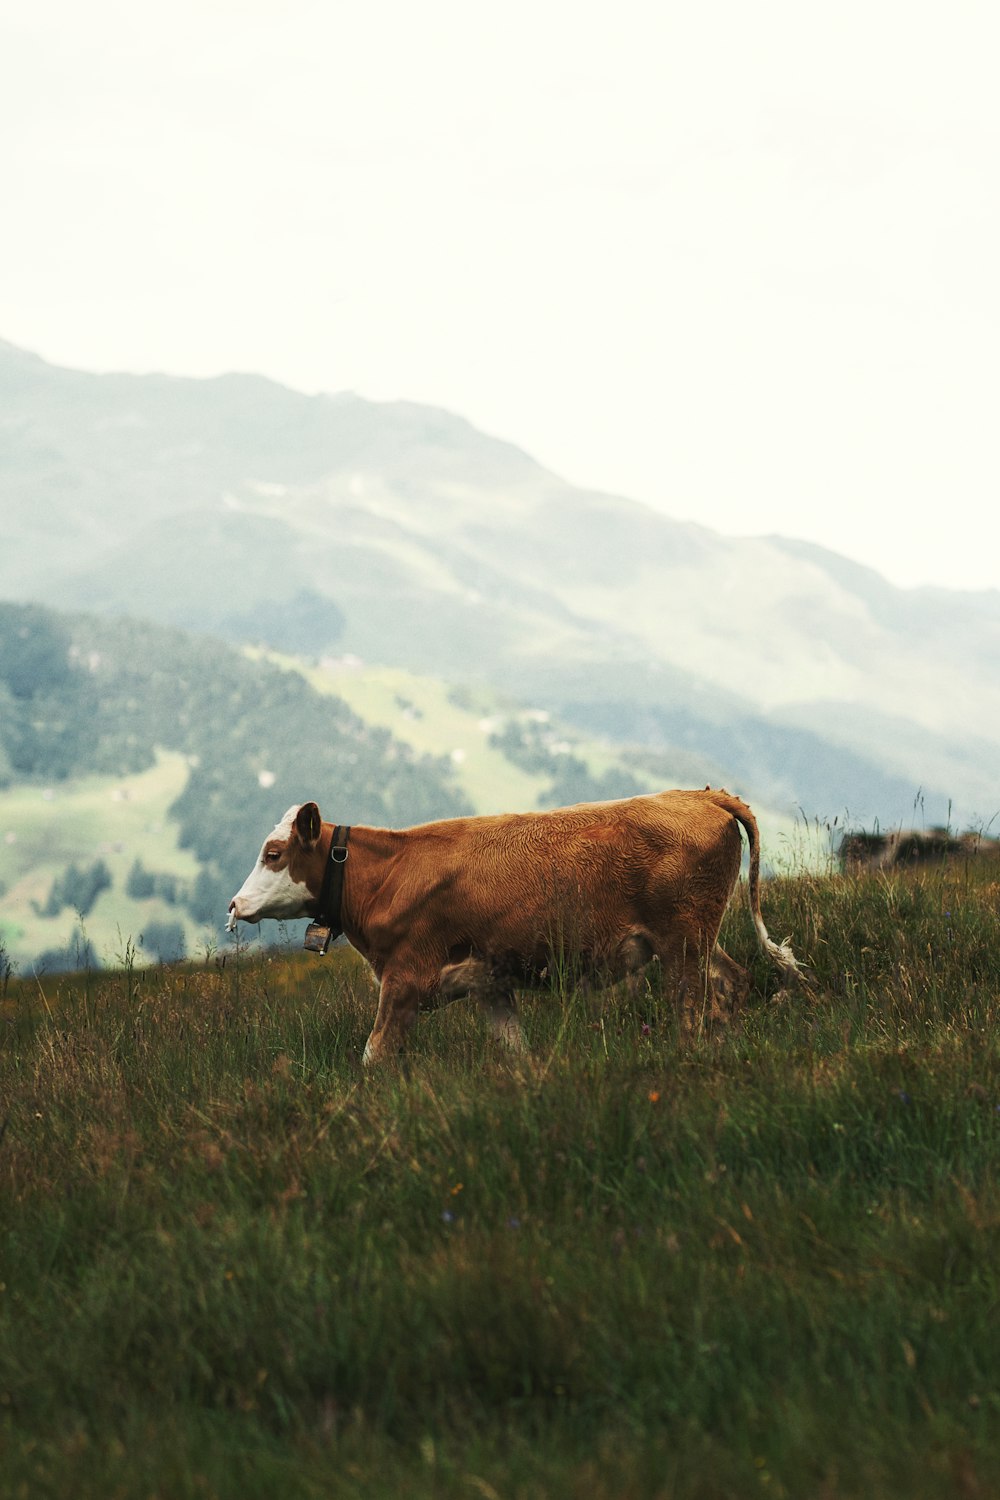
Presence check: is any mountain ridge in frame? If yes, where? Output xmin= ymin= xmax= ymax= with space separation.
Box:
xmin=2 ymin=338 xmax=995 ymax=828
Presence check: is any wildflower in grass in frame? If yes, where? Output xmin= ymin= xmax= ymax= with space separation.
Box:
xmin=441 ymin=1210 xmax=455 ymax=1224
xmin=897 ymin=1090 xmax=910 ymax=1104
xmin=506 ymin=1216 xmax=521 ymax=1230
xmin=450 ymin=1181 xmax=464 ymax=1196
xmin=648 ymin=1090 xmax=661 ymax=1103
xmin=641 ymin=1023 xmax=651 ymax=1037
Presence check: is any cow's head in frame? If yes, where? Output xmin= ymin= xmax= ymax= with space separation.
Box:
xmin=227 ymin=802 xmax=324 ymax=931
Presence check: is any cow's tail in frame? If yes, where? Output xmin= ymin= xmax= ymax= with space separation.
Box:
xmin=710 ymin=790 xmax=802 ymax=984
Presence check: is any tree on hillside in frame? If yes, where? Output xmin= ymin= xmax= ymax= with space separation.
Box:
xmin=126 ymin=859 xmax=156 ymax=899
xmin=0 ymin=604 xmax=74 ymax=699
xmin=33 ymin=933 xmax=101 ymax=974
xmin=140 ymin=920 xmax=186 ymax=963
xmin=37 ymin=858 xmax=112 ymax=919
xmin=0 ymin=604 xmax=98 ymax=780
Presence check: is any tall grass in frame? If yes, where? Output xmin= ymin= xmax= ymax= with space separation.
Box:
xmin=2 ymin=856 xmax=1000 ymax=1498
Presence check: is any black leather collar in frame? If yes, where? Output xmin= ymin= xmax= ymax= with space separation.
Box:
xmin=303 ymin=824 xmax=350 ymax=953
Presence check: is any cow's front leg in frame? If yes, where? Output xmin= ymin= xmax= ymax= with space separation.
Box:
xmin=363 ymin=976 xmax=423 ymax=1066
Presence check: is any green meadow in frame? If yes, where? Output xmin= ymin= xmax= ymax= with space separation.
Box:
xmin=2 ymin=855 xmax=1000 ymax=1498
xmin=278 ymin=660 xmax=550 ymax=816
xmin=0 ymin=751 xmax=207 ymax=972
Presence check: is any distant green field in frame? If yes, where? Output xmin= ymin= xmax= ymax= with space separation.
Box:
xmin=0 ymin=751 xmax=206 ymax=971
xmin=255 ymin=654 xmax=811 ymax=851
xmin=312 ymin=664 xmax=549 ymax=814
xmin=252 ymin=653 xmax=563 ymax=814
xmin=3 ymin=856 xmax=1000 ymax=1497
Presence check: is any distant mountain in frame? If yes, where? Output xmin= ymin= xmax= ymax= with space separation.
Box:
xmin=2 ymin=338 xmax=997 ymax=828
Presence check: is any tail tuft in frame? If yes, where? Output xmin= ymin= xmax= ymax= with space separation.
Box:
xmin=708 ymin=788 xmax=806 ymax=988
xmin=753 ymin=915 xmax=802 ymax=984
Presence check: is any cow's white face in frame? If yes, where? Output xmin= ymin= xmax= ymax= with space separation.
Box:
xmin=227 ymin=804 xmax=316 ymax=930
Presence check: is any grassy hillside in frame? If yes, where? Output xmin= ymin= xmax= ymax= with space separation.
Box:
xmin=258 ymin=655 xmax=811 ymax=864
xmin=0 ymin=751 xmax=204 ymax=970
xmin=274 ymin=658 xmax=681 ymax=811
xmin=3 ymin=856 xmax=1000 ymax=1497
xmin=257 ymin=657 xmax=550 ymax=815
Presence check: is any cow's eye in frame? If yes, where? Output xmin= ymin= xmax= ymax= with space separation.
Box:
xmin=265 ymin=849 xmax=280 ymax=863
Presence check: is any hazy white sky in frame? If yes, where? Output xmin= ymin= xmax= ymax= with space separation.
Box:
xmin=2 ymin=1 xmax=998 ymax=590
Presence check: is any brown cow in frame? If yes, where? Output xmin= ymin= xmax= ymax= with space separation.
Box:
xmin=227 ymin=789 xmax=802 ymax=1064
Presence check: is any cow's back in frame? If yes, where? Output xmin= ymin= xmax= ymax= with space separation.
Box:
xmin=392 ymin=789 xmax=744 ymax=962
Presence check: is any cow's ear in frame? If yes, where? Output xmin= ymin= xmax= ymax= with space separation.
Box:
xmin=295 ymin=802 xmax=322 ymax=847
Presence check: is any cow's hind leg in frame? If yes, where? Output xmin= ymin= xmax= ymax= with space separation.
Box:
xmin=437 ymin=957 xmax=527 ymax=1052
xmin=615 ymin=931 xmax=655 ymax=977
xmin=654 ymin=928 xmax=730 ymax=1037
xmin=596 ymin=930 xmax=657 ymax=1009
xmin=709 ymin=945 xmax=749 ymax=1026
xmin=483 ymin=991 xmax=527 ymax=1052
